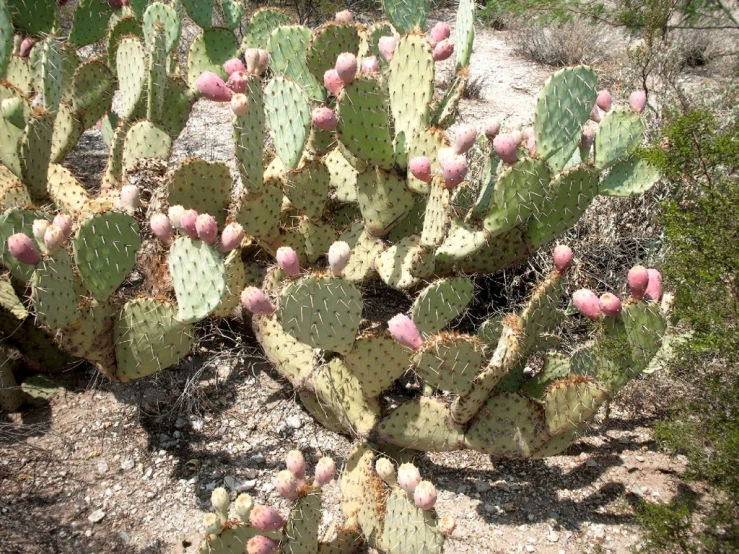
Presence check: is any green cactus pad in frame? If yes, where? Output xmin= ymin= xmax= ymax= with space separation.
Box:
xmin=621 ymin=299 xmax=667 ymax=370
xmin=3 ymin=56 xmax=32 ymax=94
xmin=0 ymin=208 xmax=49 ymax=280
xmin=283 ymin=491 xmax=322 ymax=554
xmin=29 ymin=37 xmax=63 ymax=112
xmin=534 ymin=66 xmax=597 ymax=172
xmin=233 ymin=183 xmax=282 ymax=241
xmin=433 ymin=219 xmax=488 ymax=269
xmin=31 ymin=250 xmax=80 ymax=330
xmin=7 ymin=0 xmax=56 ymax=35
xmin=0 ymin=0 xmax=11 ymax=78
xmin=381 ymin=488 xmax=444 ymax=554
xmin=455 ymin=0 xmax=475 ymax=67
xmin=180 ymin=0 xmax=214 ymax=29
xmin=117 ymin=37 xmax=147 ymax=118
xmin=344 ymin=329 xmax=410 ymax=398
xmin=519 ymin=271 xmax=565 ymax=350
xmin=73 ymin=212 xmax=141 ymax=301
xmin=143 ymin=2 xmax=180 ymax=54
xmin=297 ymin=218 xmax=336 ymax=262
xmin=375 ymin=236 xmax=435 ymax=290
xmin=220 ymin=0 xmax=244 ymax=30
xmin=531 ymin=423 xmax=587 ymax=459
xmin=267 ymin=25 xmax=323 ymax=101
xmin=337 ymin=77 xmax=396 ymax=170
xmin=122 ymin=121 xmax=172 ymax=172
xmin=431 ymin=71 xmax=467 ymax=131
xmin=341 ymin=444 xmax=386 ymax=547
xmin=388 ymin=33 xmax=434 ymax=141
xmin=234 ymin=75 xmax=265 ymax=195
xmin=412 ymin=334 xmax=485 ymax=395
xmin=356 ymin=166 xmax=415 ymax=237
xmin=168 ymin=237 xmax=227 ymax=324
xmin=241 ymin=7 xmax=292 ymax=50
xmin=299 ymin=390 xmax=347 ymax=434
xmin=339 ymin=223 xmax=384 ymax=283
xmin=102 ymin=117 xmax=133 ymax=188
xmin=264 ymin=76 xmax=311 ymax=170
xmin=197 ymin=526 xmax=268 ymax=554
xmin=521 ymin=352 xmax=570 ymax=399
xmin=114 ymin=297 xmax=194 ymax=382
xmin=67 ymin=58 xmax=115 ymax=130
xmin=306 ymin=23 xmax=361 ymax=84
xmin=0 ymin=85 xmax=27 ymax=175
xmin=0 ymin=273 xmax=28 ymax=319
xmin=69 ymin=0 xmax=115 ymax=47
xmin=599 ymin=156 xmax=660 ymax=196
xmin=419 ymin=180 xmax=451 ymax=248
xmin=212 ymin=250 xmax=246 ymax=318
xmin=387 ymin=198 xmax=425 ymax=241
xmin=542 ymin=376 xmax=608 ymax=436
xmin=254 ymin=314 xmax=315 ymax=386
xmin=146 ymin=22 xmax=168 ymax=122
xmin=55 ymin=299 xmax=116 ymax=378
xmin=0 ymin=165 xmax=31 ymax=209
xmin=18 ymin=110 xmax=54 ymax=201
xmin=411 ymin=277 xmax=474 ymax=335
xmin=47 ymin=163 xmax=90 ymax=214
xmin=278 ymin=276 xmax=362 ymax=354
xmin=186 ymin=28 xmax=239 ymax=90
xmin=377 ymin=396 xmax=466 ymax=451
xmin=283 ymin=159 xmax=331 ymax=220
xmin=167 ymin=158 xmax=232 ymax=226
xmin=382 ymin=0 xmax=431 ymax=34
xmin=325 ymin=148 xmax=358 ymax=202
xmin=160 ymin=76 xmax=195 ymax=138
xmin=107 ymin=15 xmax=142 ymax=75
xmin=595 ymin=109 xmax=645 ymax=169
xmin=476 ymin=315 xmax=503 ymax=347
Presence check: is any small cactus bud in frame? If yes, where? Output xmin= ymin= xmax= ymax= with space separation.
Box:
xmin=234 ymin=494 xmax=254 ymax=522
xmin=589 ymin=104 xmax=601 ymax=123
xmin=249 ymin=505 xmax=286 ymax=532
xmin=441 ymin=154 xmax=468 ymax=189
xmin=596 ymin=89 xmax=612 ymax=111
xmin=244 ymin=48 xmax=259 ymax=74
xmin=645 ymin=268 xmax=663 ymax=302
xmin=375 ymin=458 xmax=396 ymax=485
xmin=553 ymin=244 xmax=573 ymax=273
xmin=32 ymin=219 xmax=50 ymax=245
xmin=44 ymin=225 xmax=65 ymax=252
xmin=196 ymin=214 xmax=218 ymax=246
xmin=627 ymin=265 xmax=650 ymax=298
xmin=120 ymin=184 xmax=140 ymax=213
xmin=150 ymin=213 xmax=174 ymax=245
xmin=432 ymin=39 xmax=454 ymax=61
xmin=484 ymin=118 xmax=500 ymax=140
xmin=428 ymin=21 xmax=451 ymax=47
xmin=413 ymin=480 xmax=437 ymax=510
xmin=219 ymin=222 xmax=244 ymax=253
xmin=397 ymin=463 xmax=422 ymax=495
xmin=276 ymin=246 xmax=300 ymax=277
xmin=240 ymin=287 xmax=276 ymax=315
xmin=231 ymin=93 xmax=249 ymax=116
xmin=439 ymin=515 xmax=456 ymax=536
xmin=580 ymin=127 xmax=595 ymax=151
xmin=224 ymin=58 xmax=246 ymax=76
xmin=314 ymin=457 xmax=336 ymax=487
xmin=335 ymin=10 xmax=353 ymax=24
xmin=493 ymin=134 xmax=518 ymax=164
xmin=511 ymin=129 xmax=523 ymax=145
xmin=227 ymin=71 xmax=247 ymax=94
xmin=52 ymin=214 xmax=73 ymax=239
xmin=323 ymin=69 xmax=343 ymax=96
xmin=453 ymin=124 xmax=477 ymax=155
xmin=328 ymin=240 xmax=351 ymax=277
xmin=180 ymin=209 xmax=199 ymax=238
xmin=311 ymin=107 xmax=338 ymax=131
xmin=629 ymin=90 xmax=647 ymax=113
xmin=409 ymin=156 xmax=433 ymax=183
xmin=167 ymin=205 xmax=185 ymax=230
xmin=286 ymin=450 xmax=306 ymax=479
xmin=378 ymin=36 xmax=397 ymax=62
xmin=361 ymin=56 xmax=380 ymax=74
xmin=247 ymin=535 xmax=280 ymax=554
xmin=196 ymin=71 xmax=233 ymax=102
xmin=203 ymin=512 xmax=221 ymax=535
xmin=19 ymin=37 xmax=36 ymax=57
xmin=7 ymin=233 xmax=39 ymax=265
xmin=599 ymin=293 xmax=622 ymax=317
xmin=335 ymin=53 xmax=358 ymax=84
xmin=573 ymin=289 xmax=601 ymax=320
xmin=211 ymin=487 xmax=230 ymax=514
xmin=256 ymin=50 xmax=270 ymax=75
xmin=274 ymin=470 xmax=301 ymax=500
xmin=387 ymin=314 xmax=423 ymax=350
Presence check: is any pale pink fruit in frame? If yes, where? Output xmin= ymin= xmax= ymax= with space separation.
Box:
xmin=52 ymin=214 xmax=73 ymax=239
xmin=196 ymin=214 xmax=218 ymax=246
xmin=335 ymin=53 xmax=358 ymax=84
xmin=409 ymin=156 xmax=433 ymax=183
xmin=629 ymin=90 xmax=647 ymax=113
xmin=428 ymin=21 xmax=451 ymax=47
xmin=7 ymin=233 xmax=39 ymax=265
xmin=375 ymin=459 xmax=396 ymax=484
xmin=276 ymin=246 xmax=300 ymax=277
xmin=596 ymin=89 xmax=612 ymax=111
xmin=240 ymin=287 xmax=276 ymax=315
xmin=249 ymin=505 xmax=285 ymax=532
xmin=553 ymin=244 xmax=573 ymax=273
xmin=286 ymin=450 xmax=306 ymax=479
xmin=627 ymin=265 xmax=650 ymax=299
xmin=441 ymin=154 xmax=468 ymax=189
xmin=413 ymin=480 xmax=437 ymax=510
xmin=224 ymin=58 xmax=246 ymax=76
xmin=256 ymin=50 xmax=270 ymax=75
xmin=453 ymin=124 xmax=477 ymax=155
xmin=397 ymin=463 xmax=422 ymax=495
xmin=523 ymin=127 xmax=535 ymax=141
xmin=274 ymin=470 xmax=300 ymax=501
xmin=328 ymin=241 xmax=351 ymax=276
xmin=525 ymin=133 xmax=537 ymax=155
xmin=244 ymin=48 xmax=259 ymax=74
xmin=589 ymin=104 xmax=601 ymax=123
xmin=19 ymin=37 xmax=36 ymax=58
xmin=361 ymin=56 xmax=380 ymax=74
xmin=219 ymin=222 xmax=244 ymax=252
xmin=196 ymin=71 xmax=233 ymax=102
xmin=180 ymin=209 xmax=199 ymax=238
xmin=599 ymin=293 xmax=622 ymax=317
xmin=493 ymin=134 xmax=518 ymax=164
xmin=335 ymin=10 xmax=353 ymax=24
xmin=388 ymin=314 xmax=423 ymax=350
xmin=378 ymin=36 xmax=397 ymax=62
xmin=231 ymin=93 xmax=249 ymax=116
xmin=432 ymin=39 xmax=454 ymax=61
xmin=580 ymin=127 xmax=595 ymax=152
xmin=314 ymin=457 xmax=336 ymax=487
xmin=43 ymin=225 xmax=65 ymax=252
xmin=32 ymin=219 xmax=49 ymax=245
xmin=311 ymin=107 xmax=338 ymax=131
xmin=511 ymin=129 xmax=523 ymax=145
xmin=573 ymin=289 xmax=601 ymax=320
xmin=323 ymin=69 xmax=343 ymax=96
xmin=150 ymin=213 xmax=173 ymax=245
xmin=120 ymin=184 xmax=140 ymax=212
xmin=226 ymin=71 xmax=247 ymax=94
xmin=168 ymin=205 xmax=185 ymax=230
xmin=484 ymin=118 xmax=500 ymax=140
xmin=247 ymin=535 xmax=280 ymax=554
xmin=645 ymin=268 xmax=663 ymax=302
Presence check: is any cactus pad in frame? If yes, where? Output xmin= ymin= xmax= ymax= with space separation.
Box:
xmin=122 ymin=121 xmax=172 ymax=172
xmin=381 ymin=488 xmax=444 ymax=554
xmin=306 ymin=23 xmax=361 ymax=84
xmin=268 ymin=25 xmax=323 ymax=101
xmin=265 ymin=77 xmax=311 ymax=170
xmin=212 ymin=250 xmax=246 ymax=317
xmin=388 ymin=34 xmax=434 ymax=140
xmin=599 ymin=156 xmax=660 ymax=196
xmin=0 ymin=208 xmax=50 ymax=280
xmin=455 ymin=0 xmax=475 ymax=67
xmin=340 ymin=224 xmax=384 ymax=283
xmin=595 ymin=109 xmax=645 ymax=169
xmin=167 ymin=159 xmax=232 ymax=226
xmin=117 ymin=36 xmax=147 ymax=118
xmin=542 ymin=376 xmax=608 ymax=436
xmin=377 ymin=396 xmax=466 ymax=452
xmin=69 ymin=0 xmax=115 ymax=47
xmin=241 ymin=7 xmax=292 ymax=50
xmin=0 ymin=165 xmax=31 ymax=209
xmin=283 ymin=159 xmax=331 ymax=219
xmin=234 ymin=75 xmax=265 ymax=195
xmin=254 ymin=314 xmax=315 ymax=385
xmin=186 ymin=28 xmax=239 ymax=90
xmin=355 ymin=167 xmax=415 ymax=237
xmin=233 ymin=183 xmax=282 ymax=241
xmin=344 ymin=330 xmax=410 ymax=397
xmin=31 ymin=251 xmax=80 ymax=329
xmin=412 ymin=334 xmax=485 ymax=394
xmin=411 ymin=278 xmax=475 ymax=335
xmin=382 ymin=0 xmax=431 ymax=34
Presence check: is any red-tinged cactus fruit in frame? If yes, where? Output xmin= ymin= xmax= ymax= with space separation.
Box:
xmin=397 ymin=463 xmax=422 ymax=495
xmin=240 ymin=287 xmax=276 ymax=315
xmin=441 ymin=154 xmax=468 ymax=189
xmin=335 ymin=9 xmax=353 ymax=24
xmin=553 ymin=244 xmax=573 ymax=273
xmin=432 ymin=39 xmax=454 ymax=61
xmin=375 ymin=458 xmax=396 ymax=485
xmin=493 ymin=134 xmax=518 ymax=164
xmin=589 ymin=104 xmax=601 ymax=123
xmin=335 ymin=53 xmax=358 ymax=84
xmin=328 ymin=240 xmax=351 ymax=277
xmin=596 ymin=89 xmax=612 ymax=111
xmin=599 ymin=293 xmax=622 ymax=317
xmin=439 ymin=515 xmax=456 ymax=536
xmin=285 ymin=450 xmax=307 ymax=479
xmin=218 ymin=222 xmax=245 ymax=253
xmin=311 ymin=106 xmax=338 ymax=131
xmin=645 ymin=268 xmax=663 ymax=302
xmin=629 ymin=90 xmax=647 ymax=113
xmin=256 ymin=50 xmax=270 ymax=75
xmin=573 ymin=289 xmax=601 ymax=320
xmin=274 ymin=470 xmax=301 ymax=500
xmin=196 ymin=214 xmax=218 ymax=245
xmin=378 ymin=35 xmax=397 ymax=62
xmin=43 ymin=225 xmax=65 ymax=252
xmin=409 ymin=156 xmax=433 ymax=183
xmin=276 ymin=246 xmax=300 ymax=277
xmin=453 ymin=123 xmax=477 ymax=155
xmin=19 ymin=37 xmax=36 ymax=58
xmin=247 ymin=535 xmax=280 ymax=554
xmin=428 ymin=21 xmax=451 ymax=47
xmin=249 ymin=505 xmax=286 ymax=532
xmin=196 ymin=71 xmax=233 ymax=102
xmin=224 ymin=58 xmax=246 ymax=76
xmin=413 ymin=480 xmax=438 ymax=510
xmin=314 ymin=457 xmax=336 ymax=487
xmin=231 ymin=93 xmax=249 ymax=116
xmin=203 ymin=513 xmax=221 ymax=535
xmin=180 ymin=209 xmax=199 ymax=238
xmin=32 ymin=219 xmax=49 ymax=245
xmin=226 ymin=71 xmax=247 ymax=94
xmin=323 ymin=69 xmax=343 ymax=96
xmin=580 ymin=127 xmax=595 ymax=151
xmin=150 ymin=213 xmax=174 ymax=245
xmin=388 ymin=314 xmax=423 ymax=350
xmin=52 ymin=214 xmax=73 ymax=239
xmin=168 ymin=205 xmax=185 ymax=230
xmin=109 ymin=0 xmax=129 ymax=8
xmin=627 ymin=265 xmax=650 ymax=298
xmin=244 ymin=48 xmax=259 ymax=74
xmin=7 ymin=233 xmax=40 ymax=265
xmin=120 ymin=184 xmax=140 ymax=212
xmin=484 ymin=118 xmax=500 ymax=140
xmin=361 ymin=56 xmax=380 ymax=74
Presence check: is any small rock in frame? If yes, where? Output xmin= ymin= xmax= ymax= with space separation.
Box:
xmin=618 ymin=436 xmax=631 ymax=444
xmin=586 ymin=459 xmax=598 ymax=467
xmin=96 ymin=461 xmax=108 ymax=474
xmin=244 ymin=468 xmax=258 ymax=479
xmin=174 ymin=417 xmax=188 ymax=429
xmin=484 ymin=503 xmax=496 ymax=514
xmin=121 ymin=459 xmax=135 ymax=471
xmin=286 ymin=416 xmax=302 ymax=429
xmin=474 ymin=480 xmax=491 ymax=493
xmin=635 ymin=455 xmax=645 ymax=462
xmin=88 ymin=509 xmax=106 ymax=523
xmin=525 ymin=545 xmax=535 ymax=553
xmin=547 ymin=531 xmax=560 ymax=543
xmin=503 ymin=502 xmax=515 ymax=512
xmin=251 ymin=454 xmax=265 ymax=465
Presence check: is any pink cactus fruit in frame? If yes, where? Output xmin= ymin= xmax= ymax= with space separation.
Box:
xmin=432 ymin=39 xmax=454 ymax=61
xmin=453 ymin=124 xmax=477 ymax=155
xmin=409 ymin=156 xmax=433 ymax=183
xmin=226 ymin=71 xmax=247 ymax=94
xmin=224 ymin=58 xmax=246 ymax=76
xmin=323 ymin=69 xmax=344 ymax=96
xmin=413 ymin=480 xmax=438 ymax=510
xmin=249 ymin=505 xmax=286 ymax=532
xmin=361 ymin=56 xmax=380 ymax=74
xmin=328 ymin=240 xmax=351 ymax=276
xmin=645 ymin=268 xmax=663 ymax=301
xmin=553 ymin=244 xmax=573 ymax=273
xmin=7 ymin=233 xmax=40 ymax=265
xmin=439 ymin=515 xmax=456 ymax=536
xmin=629 ymin=90 xmax=647 ymax=113
xmin=335 ymin=53 xmax=358 ymax=84
xmin=274 ymin=470 xmax=300 ymax=501
xmin=195 ymin=214 xmax=218 ymax=246
xmin=493 ymin=134 xmax=518 ymax=164
xmin=218 ymin=222 xmax=245 ymax=253
xmin=627 ymin=265 xmax=650 ymax=298
xmin=441 ymin=154 xmax=468 ymax=189
xmin=375 ymin=458 xmax=396 ymax=484
xmin=32 ymin=219 xmax=49 ymax=245
xmin=388 ymin=314 xmax=423 ymax=350
xmin=397 ymin=463 xmax=422 ymax=495
xmin=120 ymin=184 xmax=140 ymax=212
xmin=599 ymin=293 xmax=622 ymax=317
xmin=596 ymin=89 xmax=612 ymax=111
xmin=52 ymin=214 xmax=73 ymax=239
xmin=311 ymin=107 xmax=338 ymax=131
xmin=573 ymin=289 xmax=602 ymax=320
xmin=589 ymin=104 xmax=601 ymax=123
xmin=484 ymin=118 xmax=500 ymax=140
xmin=580 ymin=127 xmax=595 ymax=151
xmin=168 ymin=205 xmax=185 ymax=230
xmin=314 ymin=457 xmax=336 ymax=487
xmin=19 ymin=37 xmax=36 ymax=58
xmin=247 ymin=535 xmax=280 ymax=554
xmin=256 ymin=50 xmax=270 ymax=75
xmin=276 ymin=246 xmax=300 ymax=277
xmin=240 ymin=287 xmax=276 ymax=315
xmin=180 ymin=209 xmax=199 ymax=238
xmin=150 ymin=213 xmax=174 ymax=245
xmin=428 ymin=21 xmax=451 ymax=47
xmin=196 ymin=72 xmax=233 ymax=102
xmin=335 ymin=9 xmax=353 ymax=24
xmin=378 ymin=36 xmax=397 ymax=62
xmin=286 ymin=450 xmax=306 ymax=479
xmin=43 ymin=225 xmax=65 ymax=252
xmin=109 ymin=0 xmax=129 ymax=8
xmin=244 ymin=48 xmax=259 ymax=74
xmin=231 ymin=93 xmax=249 ymax=116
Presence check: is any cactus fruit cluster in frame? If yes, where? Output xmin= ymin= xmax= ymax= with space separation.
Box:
xmin=0 ymin=0 xmax=668 ymax=457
